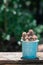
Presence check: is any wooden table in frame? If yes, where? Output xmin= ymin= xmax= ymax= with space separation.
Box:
xmin=0 ymin=52 xmax=43 ymax=65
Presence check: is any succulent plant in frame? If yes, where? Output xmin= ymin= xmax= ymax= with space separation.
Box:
xmin=21 ymin=29 xmax=38 ymax=41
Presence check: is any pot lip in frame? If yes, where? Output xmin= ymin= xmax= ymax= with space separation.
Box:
xmin=21 ymin=40 xmax=39 ymax=43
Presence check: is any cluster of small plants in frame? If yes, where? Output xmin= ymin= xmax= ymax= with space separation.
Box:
xmin=21 ymin=29 xmax=38 ymax=41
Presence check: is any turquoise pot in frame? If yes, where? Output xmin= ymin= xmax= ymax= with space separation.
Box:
xmin=22 ymin=40 xmax=39 ymax=59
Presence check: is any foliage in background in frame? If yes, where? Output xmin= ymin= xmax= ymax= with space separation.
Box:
xmin=0 ymin=0 xmax=43 ymax=41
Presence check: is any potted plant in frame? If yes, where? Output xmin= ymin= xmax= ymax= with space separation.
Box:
xmin=21 ymin=29 xmax=39 ymax=59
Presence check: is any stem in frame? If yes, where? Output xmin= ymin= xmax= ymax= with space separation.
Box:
xmin=4 ymin=3 xmax=8 ymax=33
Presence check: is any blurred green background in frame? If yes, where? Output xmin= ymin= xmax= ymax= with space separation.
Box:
xmin=0 ymin=0 xmax=43 ymax=41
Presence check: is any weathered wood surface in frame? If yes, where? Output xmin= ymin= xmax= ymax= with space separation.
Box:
xmin=0 ymin=52 xmax=43 ymax=60
xmin=0 ymin=52 xmax=43 ymax=65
